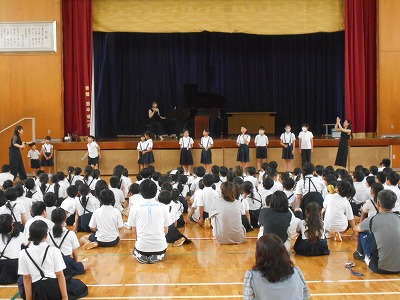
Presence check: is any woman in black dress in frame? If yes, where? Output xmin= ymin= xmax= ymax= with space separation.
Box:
xmin=9 ymin=126 xmax=31 ymax=180
xmin=334 ymin=117 xmax=352 ymax=168
xmin=148 ymin=101 xmax=166 ymax=140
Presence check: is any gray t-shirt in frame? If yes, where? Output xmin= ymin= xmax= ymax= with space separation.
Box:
xmin=360 ymin=212 xmax=400 ymax=272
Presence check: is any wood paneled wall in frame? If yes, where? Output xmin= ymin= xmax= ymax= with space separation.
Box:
xmin=0 ymin=0 xmax=63 ymax=169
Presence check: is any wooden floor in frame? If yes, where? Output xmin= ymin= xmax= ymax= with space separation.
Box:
xmin=2 ymin=219 xmax=400 ymax=299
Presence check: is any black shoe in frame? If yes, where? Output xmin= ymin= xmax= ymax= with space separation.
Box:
xmin=353 ymin=251 xmax=365 ymax=261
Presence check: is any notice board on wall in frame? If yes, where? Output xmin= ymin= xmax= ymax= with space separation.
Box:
xmin=0 ymin=21 xmax=56 ymax=52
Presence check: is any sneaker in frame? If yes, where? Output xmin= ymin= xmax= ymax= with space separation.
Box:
xmin=83 ymin=241 xmax=98 ymax=250
xmin=173 ymin=237 xmax=186 ymax=247
xmin=353 ymin=251 xmax=365 ymax=261
xmin=148 ymin=254 xmax=165 ymax=264
xmin=133 ymin=249 xmax=149 ymax=264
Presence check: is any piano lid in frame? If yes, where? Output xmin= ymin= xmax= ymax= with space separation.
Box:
xmin=184 ymin=83 xmax=225 ymax=109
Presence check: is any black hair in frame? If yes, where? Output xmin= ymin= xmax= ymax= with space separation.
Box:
xmin=380 ymin=158 xmax=391 ymax=168
xmin=0 ymin=191 xmax=6 ymax=207
xmin=212 ymin=174 xmax=220 ymax=184
xmin=198 ymin=179 xmax=205 ymax=190
xmin=271 ymin=191 xmax=289 ymax=212
xmin=354 ymin=165 xmax=364 ymax=173
xmin=67 ymin=166 xmax=75 ymax=184
xmin=88 ymin=135 xmax=96 ymax=140
xmin=14 ymin=125 xmax=23 ymax=136
xmin=169 ymin=171 xmax=180 ymax=182
xmin=211 ymin=165 xmax=220 ymax=175
xmin=219 ymin=166 xmax=228 ymax=177
xmin=376 ymin=171 xmax=387 ymax=184
xmin=140 ymin=168 xmax=152 ymax=179
xmin=43 ymin=192 xmax=57 ymax=207
xmin=92 ymin=169 xmax=100 ymax=180
xmin=158 ymin=190 xmax=172 ymax=205
xmin=324 ymin=174 xmax=338 ymax=184
xmin=129 ymin=183 xmax=140 ymax=195
xmin=304 ymin=202 xmax=323 ymax=243
xmin=28 ymin=220 xmax=48 ymax=246
xmin=122 ymin=168 xmax=129 ymax=177
xmin=74 ymin=167 xmax=83 ymax=175
xmin=99 ymin=189 xmax=115 ymax=206
xmin=158 ymin=175 xmax=171 ymax=187
xmin=302 ymin=163 xmax=315 ymax=176
xmin=29 ymin=142 xmax=36 ymax=147
xmin=195 ymin=166 xmax=206 ymax=177
xmin=94 ymin=180 xmax=108 ymax=199
xmin=140 ymin=179 xmax=158 ymax=199
xmin=302 ymin=123 xmax=309 ymax=128
xmin=51 ymin=208 xmax=66 ymax=238
xmin=267 ymin=169 xmax=278 ymax=179
xmin=14 ymin=184 xmax=25 ymax=197
xmin=57 ymin=171 xmax=66 ymax=181
xmin=39 ymin=173 xmax=49 ymax=194
xmin=282 ymin=178 xmax=295 ymax=190
xmin=369 ymin=166 xmax=378 ymax=176
xmin=370 ymin=183 xmax=384 ymax=204
xmin=241 ymin=181 xmax=255 ymax=200
xmin=171 ymin=188 xmax=180 ymax=203
xmin=336 ymin=181 xmax=353 ymax=198
xmin=110 ymin=176 xmax=120 ymax=188
xmin=51 ymin=174 xmax=59 ymax=184
xmin=1 ymin=164 xmax=10 ymax=173
xmin=362 ymin=167 xmax=370 ymax=177
xmin=386 ymin=171 xmax=400 ymax=185
xmin=269 ymin=161 xmax=278 ymax=170
xmin=353 ymin=171 xmax=365 ymax=182
xmin=2 ymin=180 xmax=13 ymax=190
xmin=378 ymin=189 xmax=397 ymax=210
xmin=315 ymin=165 xmax=324 ymax=176
xmin=178 ymin=174 xmax=188 ymax=185
xmin=4 ymin=187 xmax=18 ymax=202
xmin=31 ymin=201 xmax=47 ymax=217
xmin=226 ymin=170 xmax=235 ymax=182
xmin=0 ymin=213 xmax=20 ymax=242
xmin=366 ymin=175 xmax=376 ymax=187
xmin=161 ymin=182 xmax=173 ymax=192
xmin=265 ymin=194 xmax=273 ymax=207
xmin=203 ymin=174 xmax=214 ymax=187
xmin=44 ymin=136 xmax=51 ymax=141
xmin=245 ymin=166 xmax=257 ymax=176
xmin=84 ymin=165 xmax=94 ymax=182
xmin=263 ymin=177 xmax=274 ymax=190
xmin=152 ymin=172 xmax=161 ymax=181
xmin=24 ymin=178 xmax=36 ymax=198
xmin=66 ymin=185 xmax=78 ymax=198
xmin=112 ymin=164 xmax=124 ymax=179
xmin=78 ymin=183 xmax=91 ymax=208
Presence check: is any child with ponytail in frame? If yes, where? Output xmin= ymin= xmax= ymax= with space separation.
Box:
xmin=0 ymin=213 xmax=28 ymax=284
xmin=74 ymin=184 xmax=97 ymax=232
xmin=294 ymin=202 xmax=330 ymax=256
xmin=48 ymin=208 xmax=88 ymax=277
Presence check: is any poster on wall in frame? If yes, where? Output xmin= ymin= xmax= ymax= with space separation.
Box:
xmin=0 ymin=21 xmax=56 ymax=52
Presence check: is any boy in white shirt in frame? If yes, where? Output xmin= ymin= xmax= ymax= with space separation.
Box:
xmin=243 ymin=167 xmax=258 ymax=189
xmin=80 ymin=189 xmax=123 ymax=249
xmin=109 ymin=176 xmax=126 ymax=213
xmin=353 ymin=171 xmax=369 ymax=206
xmin=254 ymin=127 xmax=269 ymax=172
xmin=196 ymin=175 xmax=218 ymax=227
xmin=0 ymin=164 xmax=14 ymax=187
xmin=190 ymin=166 xmax=206 ymax=195
xmin=126 ymin=180 xmax=171 ymax=264
xmin=60 ymin=185 xmax=78 ymax=225
xmin=385 ymin=171 xmax=400 ymax=206
xmin=82 ymin=135 xmax=101 ymax=169
xmin=15 ymin=184 xmax=32 ymax=221
xmin=43 ymin=192 xmax=57 ymax=221
xmin=298 ymin=123 xmax=314 ymax=165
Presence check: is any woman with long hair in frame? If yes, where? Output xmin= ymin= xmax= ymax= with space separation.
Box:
xmin=243 ymin=234 xmax=310 ymax=300
xmin=9 ymin=125 xmax=32 ymax=180
xmin=294 ymin=202 xmax=330 ymax=256
xmin=334 ymin=117 xmax=352 ymax=168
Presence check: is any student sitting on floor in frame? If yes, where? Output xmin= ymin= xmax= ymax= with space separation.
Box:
xmin=60 ymin=185 xmax=78 ymax=226
xmin=18 ymin=220 xmax=68 ymax=300
xmin=126 ymin=179 xmax=171 ymax=264
xmin=360 ymin=183 xmax=384 ymax=221
xmin=74 ymin=184 xmax=97 ymax=233
xmin=43 ymin=192 xmax=57 ymax=221
xmin=0 ymin=214 xmax=28 ymax=284
xmin=209 ymin=181 xmax=246 ymax=245
xmin=353 ymin=189 xmax=400 ymax=274
xmin=80 ymin=189 xmax=123 ymax=250
xmin=158 ymin=190 xmax=190 ymax=247
xmin=242 ymin=181 xmax=263 ymax=228
xmin=23 ymin=201 xmax=54 ymax=236
xmin=294 ymin=202 xmax=330 ymax=256
xmin=1 ymin=187 xmax=26 ymax=232
xmin=48 ymin=208 xmax=89 ymax=277
xmin=170 ymin=188 xmax=185 ymax=228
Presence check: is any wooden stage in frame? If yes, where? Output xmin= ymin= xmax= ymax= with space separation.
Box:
xmin=53 ymin=136 xmax=400 ymax=175
xmin=2 ymin=220 xmax=400 ymax=299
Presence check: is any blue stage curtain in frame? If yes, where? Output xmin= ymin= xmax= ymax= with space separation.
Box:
xmin=93 ymin=31 xmax=344 ymax=138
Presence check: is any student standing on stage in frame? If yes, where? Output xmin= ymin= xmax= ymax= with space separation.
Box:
xmin=82 ymin=135 xmax=101 ymax=170
xmin=280 ymin=124 xmax=296 ymax=172
xmin=298 ymin=123 xmax=314 ymax=166
xmin=141 ymin=132 xmax=155 ymax=168
xmin=254 ymin=126 xmax=269 ymax=172
xmin=199 ymin=129 xmax=214 ymax=174
xmin=40 ymin=136 xmax=54 ymax=174
xmin=137 ymin=134 xmax=146 ymax=170
xmin=236 ymin=126 xmax=251 ymax=170
xmin=179 ymin=129 xmax=194 ymax=175
xmin=27 ymin=142 xmax=41 ymax=175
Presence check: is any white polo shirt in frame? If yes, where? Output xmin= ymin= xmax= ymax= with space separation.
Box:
xmin=179 ymin=136 xmax=194 ymax=149
xmin=89 ymin=205 xmax=123 ymax=242
xmin=254 ymin=134 xmax=269 ymax=147
xmin=60 ymin=197 xmax=77 ymax=217
xmin=47 ymin=228 xmax=80 ymax=256
xmin=198 ymin=187 xmax=219 ymax=213
xmin=200 ymin=136 xmax=214 ymax=149
xmin=18 ymin=242 xmax=65 ymax=283
xmin=24 ymin=215 xmax=54 ymax=236
xmin=236 ymin=134 xmax=251 ymax=145
xmin=75 ymin=194 xmax=97 ymax=216
xmin=87 ymin=141 xmax=99 ymax=158
xmin=16 ymin=196 xmax=32 ymax=220
xmin=0 ymin=172 xmax=14 ymax=186
xmin=126 ymin=198 xmax=171 ymax=252
xmin=110 ymin=187 xmax=125 ymax=212
xmin=0 ymin=232 xmax=28 ymax=259
xmin=298 ymin=131 xmax=314 ymax=149
xmin=0 ymin=201 xmax=26 ymax=222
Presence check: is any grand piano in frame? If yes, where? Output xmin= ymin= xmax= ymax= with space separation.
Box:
xmin=184 ymin=83 xmax=226 ymax=138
